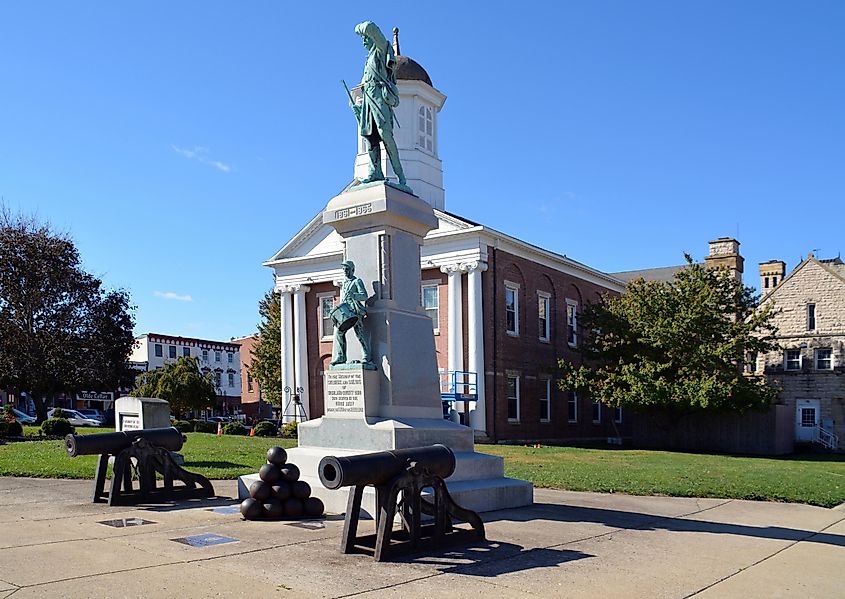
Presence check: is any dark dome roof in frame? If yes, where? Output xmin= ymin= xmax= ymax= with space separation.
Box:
xmin=395 ymin=55 xmax=432 ymax=87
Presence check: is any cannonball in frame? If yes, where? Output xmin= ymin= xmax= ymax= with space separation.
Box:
xmin=279 ymin=463 xmax=300 ymax=483
xmin=259 ymin=463 xmax=281 ymax=485
xmin=249 ymin=480 xmax=272 ymax=502
xmin=284 ymin=497 xmax=304 ymax=518
xmin=271 ymin=482 xmax=291 ymax=501
xmin=304 ymin=496 xmax=325 ymax=518
xmin=263 ymin=497 xmax=285 ymax=520
xmin=240 ymin=497 xmax=264 ymax=520
xmin=292 ymin=480 xmax=311 ymax=500
xmin=266 ymin=446 xmax=287 ymax=466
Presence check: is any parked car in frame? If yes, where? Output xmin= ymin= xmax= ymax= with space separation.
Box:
xmin=9 ymin=407 xmax=36 ymax=425
xmin=47 ymin=408 xmax=100 ymax=427
xmin=205 ymin=416 xmax=231 ymax=423
xmin=77 ymin=408 xmax=106 ymax=424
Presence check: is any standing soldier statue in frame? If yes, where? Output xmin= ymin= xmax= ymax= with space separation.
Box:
xmin=330 ymin=261 xmax=374 ymax=368
xmin=344 ymin=21 xmax=409 ymax=191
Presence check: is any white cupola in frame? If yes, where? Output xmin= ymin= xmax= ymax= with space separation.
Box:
xmin=352 ymin=27 xmax=447 ymax=210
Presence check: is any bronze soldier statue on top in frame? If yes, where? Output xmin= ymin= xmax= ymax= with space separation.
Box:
xmin=344 ymin=21 xmax=410 ymax=192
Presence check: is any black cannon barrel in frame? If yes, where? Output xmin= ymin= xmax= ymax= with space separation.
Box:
xmin=65 ymin=427 xmax=185 ymax=457
xmin=319 ymin=444 xmax=455 ymax=490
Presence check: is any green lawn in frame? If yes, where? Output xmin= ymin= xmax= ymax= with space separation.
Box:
xmin=2 ymin=432 xmax=843 ymax=507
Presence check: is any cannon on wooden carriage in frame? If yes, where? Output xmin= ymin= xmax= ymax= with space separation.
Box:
xmin=65 ymin=427 xmax=214 ymax=506
xmin=319 ymin=444 xmax=485 ymax=561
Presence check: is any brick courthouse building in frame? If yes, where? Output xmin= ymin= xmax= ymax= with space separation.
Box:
xmin=264 ymin=34 xmax=626 ymax=443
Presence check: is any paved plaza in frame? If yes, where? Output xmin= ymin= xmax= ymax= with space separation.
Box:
xmin=0 ymin=477 xmax=842 ymax=598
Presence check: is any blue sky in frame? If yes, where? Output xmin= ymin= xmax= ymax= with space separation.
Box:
xmin=1 ymin=1 xmax=842 ymax=341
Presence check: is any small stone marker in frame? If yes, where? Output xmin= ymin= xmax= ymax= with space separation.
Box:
xmin=208 ymin=505 xmax=242 ymax=515
xmin=98 ymin=518 xmax=155 ymax=528
xmin=171 ymin=533 xmax=239 ymax=547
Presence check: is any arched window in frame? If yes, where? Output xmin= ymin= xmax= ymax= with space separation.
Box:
xmin=417 ymin=105 xmax=433 ymax=153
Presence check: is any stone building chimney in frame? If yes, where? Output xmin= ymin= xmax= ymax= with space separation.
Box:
xmin=759 ymin=260 xmax=786 ymax=294
xmin=704 ymin=237 xmax=744 ymax=281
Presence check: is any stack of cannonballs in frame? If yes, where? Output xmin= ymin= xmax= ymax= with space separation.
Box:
xmin=240 ymin=446 xmax=325 ymax=520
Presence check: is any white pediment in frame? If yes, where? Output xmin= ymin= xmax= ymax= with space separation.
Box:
xmin=265 ymin=209 xmax=476 ymax=264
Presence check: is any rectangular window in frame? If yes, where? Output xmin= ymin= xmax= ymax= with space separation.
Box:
xmin=505 ymin=283 xmax=519 ymax=335
xmin=154 ymin=344 xmax=163 ymax=358
xmin=747 ymin=352 xmax=758 ymax=374
xmin=592 ymin=400 xmax=601 ymax=423
xmin=764 ymin=277 xmax=769 ymax=289
xmin=227 ymin=353 xmax=233 ymax=364
xmin=567 ymin=391 xmax=578 ymax=423
xmin=614 ymin=406 xmax=623 ymax=423
xmin=215 ymin=351 xmax=221 ymax=362
xmin=807 ymin=304 xmax=816 ymax=331
xmin=772 ymin=276 xmax=778 ymax=287
xmin=228 ymin=372 xmax=235 ymax=387
xmin=202 ymin=349 xmax=209 ymax=362
xmin=538 ymin=293 xmax=550 ymax=342
xmin=168 ymin=345 xmax=176 ymax=359
xmin=421 ymin=284 xmax=439 ymax=330
xmin=566 ymin=300 xmax=578 ymax=347
xmin=320 ymin=295 xmax=336 ymax=339
xmin=183 ymin=347 xmax=190 ymax=357
xmin=247 ymin=372 xmax=253 ymax=392
xmin=214 ymin=372 xmax=221 ymax=387
xmin=801 ymin=408 xmax=816 ymax=427
xmin=785 ymin=349 xmax=801 ymax=371
xmin=816 ymin=348 xmax=833 ymax=370
xmin=506 ymin=375 xmax=520 ymax=421
xmin=539 ymin=378 xmax=550 ymax=422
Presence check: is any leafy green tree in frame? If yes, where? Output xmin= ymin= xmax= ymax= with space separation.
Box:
xmin=559 ymin=257 xmax=779 ymax=414
xmin=0 ymin=209 xmax=136 ymax=421
xmin=132 ymin=356 xmax=217 ymax=418
xmin=249 ymin=290 xmax=283 ymax=407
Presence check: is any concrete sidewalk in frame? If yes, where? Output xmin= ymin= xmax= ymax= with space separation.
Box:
xmin=0 ymin=477 xmax=842 ymax=598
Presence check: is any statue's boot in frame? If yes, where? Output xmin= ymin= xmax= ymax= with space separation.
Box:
xmin=382 ymin=132 xmax=407 ymax=185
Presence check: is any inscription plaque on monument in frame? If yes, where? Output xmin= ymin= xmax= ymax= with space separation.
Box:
xmin=324 ymin=371 xmax=366 ymax=418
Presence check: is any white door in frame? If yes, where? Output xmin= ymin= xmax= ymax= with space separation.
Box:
xmin=795 ymin=399 xmax=821 ymax=442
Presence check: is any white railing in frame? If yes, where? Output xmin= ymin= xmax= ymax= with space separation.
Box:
xmin=815 ymin=425 xmax=840 ymax=450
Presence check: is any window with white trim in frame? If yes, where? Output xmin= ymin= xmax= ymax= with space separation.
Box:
xmin=567 ymin=391 xmax=578 ymax=423
xmin=614 ymin=406 xmax=623 ymax=423
xmin=592 ymin=399 xmax=601 ymax=423
xmin=538 ymin=292 xmax=550 ymax=342
xmin=214 ymin=372 xmax=221 ymax=387
xmin=807 ymin=303 xmax=816 ymax=331
xmin=154 ymin=344 xmax=163 ymax=358
xmin=228 ymin=372 xmax=235 ymax=387
xmin=785 ymin=349 xmax=801 ymax=371
xmin=539 ymin=378 xmax=550 ymax=422
xmin=183 ymin=346 xmax=190 ymax=357
xmin=566 ymin=299 xmax=578 ymax=347
xmin=816 ymin=348 xmax=833 ymax=370
xmin=215 ymin=351 xmax=221 ymax=362
xmin=319 ymin=295 xmax=336 ymax=339
xmin=506 ymin=374 xmax=520 ymax=422
xmin=505 ymin=283 xmax=519 ymax=335
xmin=227 ymin=353 xmax=233 ymax=364
xmin=421 ymin=283 xmax=439 ymax=331
xmin=417 ymin=105 xmax=433 ymax=153
xmin=202 ymin=349 xmax=209 ymax=362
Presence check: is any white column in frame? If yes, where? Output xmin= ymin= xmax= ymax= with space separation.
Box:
xmin=441 ymin=264 xmax=464 ymax=384
xmin=292 ymin=284 xmax=310 ymax=420
xmin=279 ymin=288 xmax=295 ymax=423
xmin=465 ymin=261 xmax=488 ymax=433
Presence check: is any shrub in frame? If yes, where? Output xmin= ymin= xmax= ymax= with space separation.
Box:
xmin=252 ymin=421 xmax=278 ymax=437
xmin=280 ymin=420 xmax=298 ymax=439
xmin=191 ymin=420 xmax=217 ymax=434
xmin=3 ymin=405 xmax=16 ymax=424
xmin=51 ymin=408 xmax=67 ymax=419
xmin=5 ymin=421 xmax=22 ymax=437
xmin=173 ymin=420 xmax=194 ymax=433
xmin=41 ymin=418 xmax=74 ymax=437
xmin=223 ymin=422 xmax=247 ymax=436
xmin=0 ymin=422 xmax=7 ymax=437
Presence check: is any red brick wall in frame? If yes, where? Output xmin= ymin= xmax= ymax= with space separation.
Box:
xmin=484 ymin=247 xmax=628 ymax=442
xmin=306 ymin=282 xmax=338 ymax=419
xmin=420 ymin=267 xmax=448 ymax=371
xmin=237 ymin=335 xmax=260 ymax=416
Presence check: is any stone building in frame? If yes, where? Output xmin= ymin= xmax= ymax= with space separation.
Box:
xmin=264 ymin=32 xmax=627 ymax=443
xmin=756 ymin=254 xmax=845 ymax=449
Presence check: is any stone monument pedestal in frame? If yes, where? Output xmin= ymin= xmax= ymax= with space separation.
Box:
xmin=240 ymin=182 xmax=532 ymax=514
